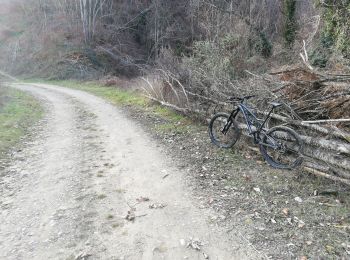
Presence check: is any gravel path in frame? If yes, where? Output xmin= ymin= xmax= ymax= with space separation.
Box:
xmin=0 ymin=84 xmax=259 ymax=260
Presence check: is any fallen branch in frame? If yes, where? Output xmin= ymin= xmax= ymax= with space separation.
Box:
xmin=144 ymin=95 xmax=189 ymax=114
xmin=301 ymin=119 xmax=350 ymax=124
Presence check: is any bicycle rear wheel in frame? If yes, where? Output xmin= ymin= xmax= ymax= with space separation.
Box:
xmin=208 ymin=113 xmax=241 ymax=148
xmin=259 ymin=126 xmax=303 ymax=169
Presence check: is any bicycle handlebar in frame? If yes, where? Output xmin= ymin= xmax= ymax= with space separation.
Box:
xmin=228 ymin=95 xmax=256 ymax=102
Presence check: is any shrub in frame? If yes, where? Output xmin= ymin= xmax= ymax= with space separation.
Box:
xmin=255 ymin=32 xmax=273 ymax=58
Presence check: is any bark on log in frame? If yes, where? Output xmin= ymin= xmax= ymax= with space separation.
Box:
xmin=303 ymin=167 xmax=350 ymax=186
xmin=303 ymin=145 xmax=350 ymax=172
xmin=302 ymin=119 xmax=350 ymax=124
xmin=300 ymin=135 xmax=350 ymax=155
xmin=235 ymin=117 xmax=350 ymax=156
xmin=304 ymin=161 xmax=350 ymax=180
xmin=264 ymin=112 xmax=350 ymax=142
xmin=235 ymin=122 xmax=350 ymax=171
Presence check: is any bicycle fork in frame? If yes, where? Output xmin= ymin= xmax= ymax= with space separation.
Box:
xmin=222 ymin=109 xmax=240 ymax=134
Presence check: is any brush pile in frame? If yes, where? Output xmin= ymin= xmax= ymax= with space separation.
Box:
xmin=141 ymin=64 xmax=350 ymax=185
xmin=147 ymin=65 xmax=350 ymax=185
xmin=270 ymin=67 xmax=350 ymax=129
xmin=252 ymin=66 xmax=350 ymax=185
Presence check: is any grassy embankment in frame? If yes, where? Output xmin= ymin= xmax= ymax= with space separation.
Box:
xmin=0 ymin=85 xmax=43 ymax=157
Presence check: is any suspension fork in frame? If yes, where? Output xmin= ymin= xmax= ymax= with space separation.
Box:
xmin=222 ymin=108 xmax=240 ymax=134
xmin=230 ymin=108 xmax=240 ymax=120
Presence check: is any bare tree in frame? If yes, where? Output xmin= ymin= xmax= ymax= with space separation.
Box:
xmin=78 ymin=0 xmax=109 ymax=44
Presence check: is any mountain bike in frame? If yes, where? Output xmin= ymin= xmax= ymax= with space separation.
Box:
xmin=208 ymin=95 xmax=303 ymax=169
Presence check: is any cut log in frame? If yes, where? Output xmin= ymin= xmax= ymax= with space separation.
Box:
xmin=300 ymin=135 xmax=350 ymax=155
xmin=303 ymin=145 xmax=350 ymax=172
xmin=265 ymin=113 xmax=350 ymax=142
xmin=302 ymin=119 xmax=350 ymax=124
xmin=303 ymin=167 xmax=350 ymax=186
xmin=237 ymin=115 xmax=350 ymax=155
xmin=235 ymin=121 xmax=350 ymax=171
xmin=303 ymin=161 xmax=350 ymax=180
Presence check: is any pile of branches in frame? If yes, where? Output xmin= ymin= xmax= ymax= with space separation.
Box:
xmin=141 ymin=65 xmax=350 ymax=185
xmin=270 ymin=67 xmax=350 ymax=129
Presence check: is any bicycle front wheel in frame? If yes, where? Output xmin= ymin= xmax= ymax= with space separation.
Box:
xmin=208 ymin=113 xmax=241 ymax=148
xmin=259 ymin=126 xmax=303 ymax=169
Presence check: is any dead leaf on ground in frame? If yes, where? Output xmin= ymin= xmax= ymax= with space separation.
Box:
xmin=149 ymin=203 xmax=167 ymax=209
xmin=282 ymin=208 xmax=289 ymax=216
xmin=136 ymin=196 xmax=150 ymax=202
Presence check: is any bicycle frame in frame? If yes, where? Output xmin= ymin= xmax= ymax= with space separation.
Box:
xmin=228 ymin=103 xmax=275 ymax=143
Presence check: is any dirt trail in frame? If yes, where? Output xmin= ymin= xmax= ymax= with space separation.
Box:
xmin=0 ymin=83 xmax=260 ymax=260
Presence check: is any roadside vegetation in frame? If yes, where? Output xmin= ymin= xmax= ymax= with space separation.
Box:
xmin=0 ymin=85 xmax=43 ymax=157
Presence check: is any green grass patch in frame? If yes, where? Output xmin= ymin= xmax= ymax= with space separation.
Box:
xmin=0 ymin=86 xmax=43 ymax=156
xmin=152 ymin=106 xmax=185 ymax=122
xmin=25 ymin=80 xmax=148 ymax=107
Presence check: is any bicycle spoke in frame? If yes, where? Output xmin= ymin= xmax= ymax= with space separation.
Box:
xmin=209 ymin=113 xmax=241 ymax=148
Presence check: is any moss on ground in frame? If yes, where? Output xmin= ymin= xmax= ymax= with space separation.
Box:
xmin=0 ymin=86 xmax=43 ymax=157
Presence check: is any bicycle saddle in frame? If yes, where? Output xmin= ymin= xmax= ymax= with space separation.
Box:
xmin=270 ymin=102 xmax=282 ymax=108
